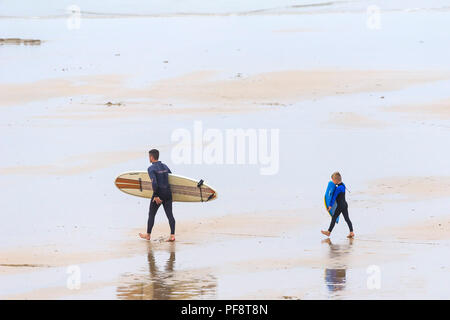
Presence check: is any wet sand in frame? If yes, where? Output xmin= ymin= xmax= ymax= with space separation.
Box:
xmin=1 ymin=1 xmax=450 ymax=299
xmin=3 ymin=70 xmax=448 ymax=111
xmin=386 ymin=98 xmax=450 ymax=120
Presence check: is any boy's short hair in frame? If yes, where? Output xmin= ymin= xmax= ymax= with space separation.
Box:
xmin=331 ymin=171 xmax=342 ymax=183
xmin=149 ymin=149 xmax=159 ymax=160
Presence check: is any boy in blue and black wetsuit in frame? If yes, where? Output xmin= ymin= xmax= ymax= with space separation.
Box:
xmin=321 ymin=172 xmax=354 ymax=239
xmin=139 ymin=149 xmax=176 ymax=242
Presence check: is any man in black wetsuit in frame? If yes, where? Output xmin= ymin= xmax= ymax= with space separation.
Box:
xmin=139 ymin=149 xmax=176 ymax=242
xmin=321 ymin=172 xmax=354 ymax=239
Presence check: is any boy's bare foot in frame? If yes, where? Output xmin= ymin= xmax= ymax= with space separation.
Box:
xmin=347 ymin=232 xmax=355 ymax=239
xmin=139 ymin=233 xmax=150 ymax=240
xmin=166 ymin=235 xmax=175 ymax=242
xmin=321 ymin=230 xmax=331 ymax=237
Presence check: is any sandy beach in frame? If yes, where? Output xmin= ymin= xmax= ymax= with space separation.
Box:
xmin=1 ymin=0 xmax=450 ymax=299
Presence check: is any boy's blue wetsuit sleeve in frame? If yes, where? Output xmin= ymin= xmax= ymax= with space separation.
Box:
xmin=165 ymin=164 xmax=172 ymax=174
xmin=148 ymin=166 xmax=159 ymax=197
xmin=329 ymin=185 xmax=344 ymax=207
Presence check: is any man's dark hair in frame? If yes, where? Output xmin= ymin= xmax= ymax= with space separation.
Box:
xmin=149 ymin=149 xmax=159 ymax=160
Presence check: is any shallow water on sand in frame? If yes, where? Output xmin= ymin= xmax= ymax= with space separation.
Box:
xmin=1 ymin=0 xmax=449 ymax=17
xmin=2 ymin=230 xmax=449 ymax=299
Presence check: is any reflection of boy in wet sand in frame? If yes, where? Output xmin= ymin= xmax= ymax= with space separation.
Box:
xmin=139 ymin=149 xmax=176 ymax=242
xmin=321 ymin=172 xmax=354 ymax=239
xmin=322 ymin=238 xmax=353 ymax=293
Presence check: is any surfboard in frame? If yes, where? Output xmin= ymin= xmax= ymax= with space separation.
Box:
xmin=115 ymin=172 xmax=218 ymax=202
xmin=324 ymin=181 xmax=339 ymax=223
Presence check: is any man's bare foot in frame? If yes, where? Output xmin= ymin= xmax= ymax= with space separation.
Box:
xmin=321 ymin=230 xmax=331 ymax=237
xmin=166 ymin=235 xmax=175 ymax=242
xmin=347 ymin=232 xmax=355 ymax=239
xmin=139 ymin=233 xmax=150 ymax=240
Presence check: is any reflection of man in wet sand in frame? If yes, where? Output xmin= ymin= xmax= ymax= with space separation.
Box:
xmin=322 ymin=238 xmax=353 ymax=293
xmin=116 ymin=245 xmax=176 ymax=299
xmin=146 ymin=246 xmax=176 ymax=299
xmin=116 ymin=245 xmax=217 ymax=300
xmin=144 ymin=246 xmax=216 ymax=299
xmin=139 ymin=149 xmax=176 ymax=242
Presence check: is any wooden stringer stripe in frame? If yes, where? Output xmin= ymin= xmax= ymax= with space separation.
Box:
xmin=116 ymin=177 xmax=140 ymax=185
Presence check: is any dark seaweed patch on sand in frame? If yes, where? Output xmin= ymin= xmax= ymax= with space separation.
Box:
xmin=0 ymin=38 xmax=42 ymax=46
